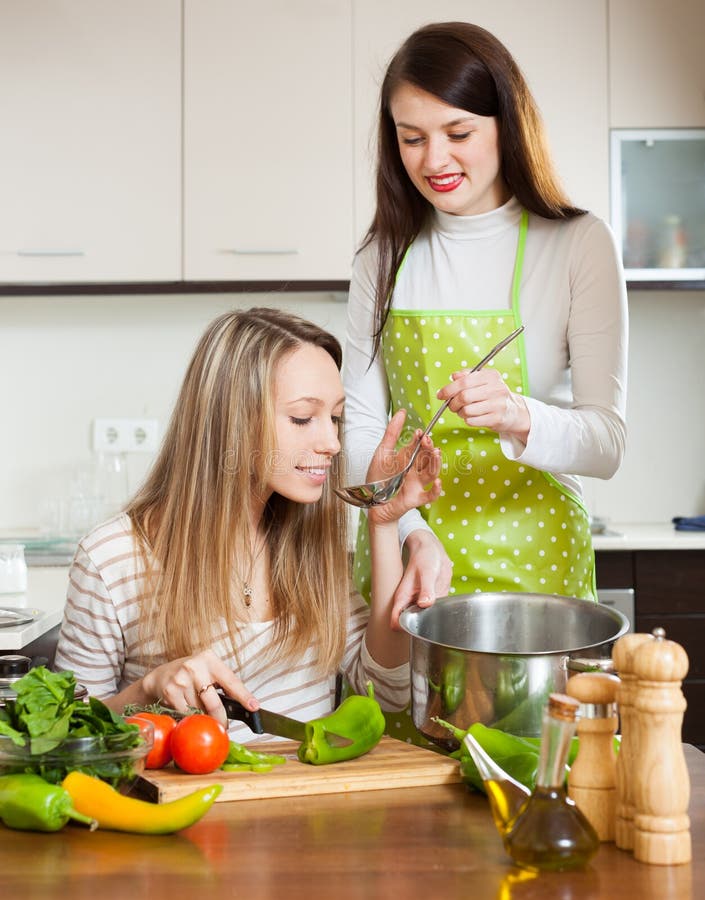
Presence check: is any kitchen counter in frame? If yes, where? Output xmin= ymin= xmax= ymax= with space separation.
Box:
xmin=0 ymin=566 xmax=68 ymax=651
xmin=592 ymin=522 xmax=705 ymax=551
xmin=1 ymin=743 xmax=702 ymax=899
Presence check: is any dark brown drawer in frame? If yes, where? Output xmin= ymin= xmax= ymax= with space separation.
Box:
xmin=635 ymin=551 xmax=705 ymax=614
xmin=682 ymin=681 xmax=705 ymax=747
xmin=595 ymin=550 xmax=634 ymax=588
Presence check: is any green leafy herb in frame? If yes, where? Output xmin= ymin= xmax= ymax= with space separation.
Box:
xmin=122 ymin=701 xmax=201 ymax=720
xmin=0 ymin=667 xmax=143 ymax=786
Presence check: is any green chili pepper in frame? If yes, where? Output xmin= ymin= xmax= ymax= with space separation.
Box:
xmin=488 ymin=689 xmax=550 ymax=735
xmin=434 ymin=718 xmax=540 ymax=793
xmin=435 ymin=718 xmax=621 ymax=797
xmin=297 ymin=681 xmax=385 ymax=766
xmin=0 ymin=773 xmax=96 ymax=832
xmin=221 ymin=762 xmax=278 ymax=773
xmin=220 ymin=741 xmax=286 ymax=772
xmin=521 ymin=734 xmax=620 ymax=767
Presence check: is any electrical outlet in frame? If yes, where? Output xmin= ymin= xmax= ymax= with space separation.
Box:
xmin=93 ymin=418 xmax=159 ymax=454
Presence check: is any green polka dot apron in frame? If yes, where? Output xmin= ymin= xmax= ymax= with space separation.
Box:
xmin=352 ymin=210 xmax=596 ymax=742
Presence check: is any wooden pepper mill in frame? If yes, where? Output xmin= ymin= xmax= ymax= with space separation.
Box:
xmin=631 ymin=626 xmax=691 ymax=865
xmin=566 ymin=671 xmax=620 ymax=841
xmin=612 ymin=632 xmax=654 ymax=851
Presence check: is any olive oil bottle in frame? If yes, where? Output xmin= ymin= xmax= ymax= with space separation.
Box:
xmin=462 ymin=731 xmax=530 ymax=835
xmin=504 ymin=693 xmax=600 ymax=871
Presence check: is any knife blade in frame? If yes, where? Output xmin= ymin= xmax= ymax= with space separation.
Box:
xmin=217 ymin=692 xmax=352 ymax=747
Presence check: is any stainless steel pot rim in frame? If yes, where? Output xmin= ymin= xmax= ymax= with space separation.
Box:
xmin=399 ymin=591 xmax=629 ymax=656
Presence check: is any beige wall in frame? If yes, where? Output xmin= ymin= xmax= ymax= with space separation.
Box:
xmin=1 ymin=288 xmax=704 ymax=533
xmin=0 ymin=292 xmax=348 ymax=533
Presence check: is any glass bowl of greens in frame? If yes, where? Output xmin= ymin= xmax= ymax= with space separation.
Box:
xmin=0 ymin=726 xmax=153 ymax=787
xmin=0 ymin=666 xmax=153 ymax=788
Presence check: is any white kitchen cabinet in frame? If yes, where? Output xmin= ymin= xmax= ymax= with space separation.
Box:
xmin=0 ymin=1 xmax=181 ymax=284
xmin=610 ymin=128 xmax=705 ymax=281
xmin=353 ymin=0 xmax=610 ymax=238
xmin=183 ymin=0 xmax=354 ymax=281
xmin=608 ymin=0 xmax=705 ymax=128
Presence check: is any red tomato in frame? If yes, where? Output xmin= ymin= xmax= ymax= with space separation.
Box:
xmin=170 ymin=714 xmax=230 ymax=775
xmin=126 ymin=713 xmax=176 ymax=769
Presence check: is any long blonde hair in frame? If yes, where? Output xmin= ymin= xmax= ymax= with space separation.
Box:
xmin=126 ymin=308 xmax=350 ymax=674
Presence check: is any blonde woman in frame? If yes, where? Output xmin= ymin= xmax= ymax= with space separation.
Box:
xmin=54 ymin=308 xmax=441 ymax=742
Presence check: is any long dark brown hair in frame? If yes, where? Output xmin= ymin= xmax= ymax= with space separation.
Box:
xmin=364 ymin=21 xmax=585 ymax=358
xmin=126 ymin=307 xmax=350 ymax=674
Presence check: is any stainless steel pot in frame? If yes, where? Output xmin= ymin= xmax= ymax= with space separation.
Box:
xmin=0 ymin=654 xmax=88 ymax=707
xmin=399 ymin=592 xmax=629 ymax=750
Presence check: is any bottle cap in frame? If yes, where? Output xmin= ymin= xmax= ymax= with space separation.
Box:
xmin=548 ymin=693 xmax=580 ymax=722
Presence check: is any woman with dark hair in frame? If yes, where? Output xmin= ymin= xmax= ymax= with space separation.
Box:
xmin=55 ymin=308 xmax=441 ymax=743
xmin=344 ymin=22 xmax=627 ymax=611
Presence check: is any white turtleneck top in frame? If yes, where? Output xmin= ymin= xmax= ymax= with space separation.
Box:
xmin=342 ymin=197 xmax=628 ymax=545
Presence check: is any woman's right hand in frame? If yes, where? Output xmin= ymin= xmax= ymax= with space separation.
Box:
xmin=437 ymin=366 xmax=530 ymax=444
xmin=140 ymin=649 xmax=259 ymax=728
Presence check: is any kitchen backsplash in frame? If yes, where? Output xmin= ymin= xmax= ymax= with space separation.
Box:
xmin=0 ymin=288 xmax=704 ymax=532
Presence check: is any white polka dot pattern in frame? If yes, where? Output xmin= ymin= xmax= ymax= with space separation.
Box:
xmin=353 ymin=312 xmax=594 ymax=603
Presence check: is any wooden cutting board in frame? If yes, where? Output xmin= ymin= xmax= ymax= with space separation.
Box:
xmin=136 ymin=736 xmax=463 ymax=803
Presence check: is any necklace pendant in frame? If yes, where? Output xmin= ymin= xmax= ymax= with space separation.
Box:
xmin=243 ymin=584 xmax=254 ymax=607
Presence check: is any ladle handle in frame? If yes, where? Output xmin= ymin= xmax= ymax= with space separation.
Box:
xmin=470 ymin=324 xmax=524 ymax=373
xmin=403 ymin=398 xmax=450 ymax=472
xmin=404 ymin=324 xmax=525 ymax=469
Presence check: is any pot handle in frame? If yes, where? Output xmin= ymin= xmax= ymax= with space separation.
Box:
xmin=567 ymin=657 xmax=616 ymax=674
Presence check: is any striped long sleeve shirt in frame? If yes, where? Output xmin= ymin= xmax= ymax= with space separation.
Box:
xmin=54 ymin=513 xmax=409 ymax=744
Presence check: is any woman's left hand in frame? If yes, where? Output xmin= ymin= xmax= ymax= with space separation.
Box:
xmin=437 ymin=367 xmax=530 ymax=443
xmin=366 ymin=409 xmax=442 ymax=527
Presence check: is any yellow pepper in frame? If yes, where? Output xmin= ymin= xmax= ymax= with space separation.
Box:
xmin=61 ymin=771 xmax=222 ymax=834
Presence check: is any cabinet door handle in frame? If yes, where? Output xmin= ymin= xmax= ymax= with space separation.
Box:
xmin=216 ymin=247 xmax=299 ymax=256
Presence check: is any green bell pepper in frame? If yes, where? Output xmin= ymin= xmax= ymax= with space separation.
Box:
xmin=436 ymin=651 xmax=467 ymax=714
xmin=492 ymin=658 xmax=529 ymax=721
xmin=0 ymin=773 xmax=96 ymax=832
xmin=298 ymin=682 xmax=385 ymax=765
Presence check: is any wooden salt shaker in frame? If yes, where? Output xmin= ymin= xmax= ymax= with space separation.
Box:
xmin=566 ymin=671 xmax=620 ymax=841
xmin=612 ymin=632 xmax=654 ymax=851
xmin=631 ymin=627 xmax=691 ymax=865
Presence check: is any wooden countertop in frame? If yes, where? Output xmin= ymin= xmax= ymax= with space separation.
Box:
xmin=2 ymin=744 xmax=702 ymax=899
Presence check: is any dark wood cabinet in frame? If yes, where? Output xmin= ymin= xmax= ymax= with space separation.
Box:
xmin=596 ymin=549 xmax=705 ymax=750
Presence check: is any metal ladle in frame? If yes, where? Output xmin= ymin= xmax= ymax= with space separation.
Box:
xmin=334 ymin=325 xmax=525 ymax=509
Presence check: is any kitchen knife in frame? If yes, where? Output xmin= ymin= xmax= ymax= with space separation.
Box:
xmin=217 ymin=692 xmax=352 ymax=747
